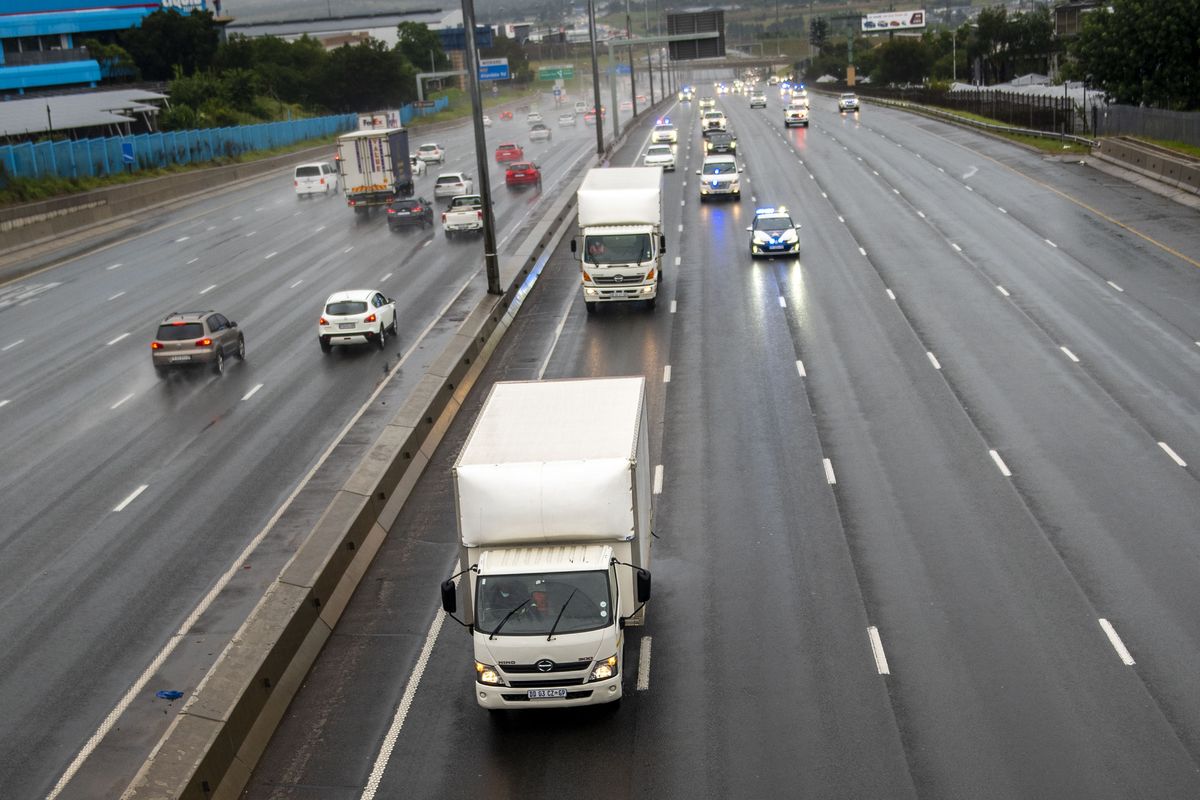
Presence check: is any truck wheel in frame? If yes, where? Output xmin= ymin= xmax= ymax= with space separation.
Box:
xmin=646 ymin=296 xmax=657 ymax=310
xmin=585 ymin=301 xmax=597 ymax=314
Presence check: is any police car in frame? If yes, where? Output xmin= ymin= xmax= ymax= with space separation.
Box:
xmin=652 ymin=119 xmax=678 ymax=144
xmin=746 ymin=207 xmax=800 ymax=257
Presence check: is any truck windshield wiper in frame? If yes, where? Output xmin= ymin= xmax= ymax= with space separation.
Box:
xmin=546 ymin=589 xmax=578 ymax=641
xmin=489 ymin=596 xmax=531 ymax=640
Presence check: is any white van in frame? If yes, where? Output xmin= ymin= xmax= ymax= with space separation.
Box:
xmin=574 ymin=100 xmax=587 ymax=114
xmin=294 ymin=162 xmax=339 ymax=197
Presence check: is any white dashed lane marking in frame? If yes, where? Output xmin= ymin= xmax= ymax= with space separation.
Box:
xmin=110 ymin=393 xmax=134 ymax=410
xmin=200 ymin=285 xmax=216 ymax=295
xmin=106 ymin=333 xmax=130 ymax=346
xmin=653 ymin=465 xmax=664 ymax=495
xmin=108 ymin=292 xmax=125 ymax=301
xmin=1098 ymin=619 xmax=1136 ymax=665
xmin=2 ymin=339 xmax=24 ymax=352
xmin=242 ymin=383 xmax=264 ymax=401
xmin=112 ymin=484 xmax=148 ymax=512
xmin=868 ymin=627 xmax=891 ymax=675
xmin=989 ymin=450 xmax=1012 ymax=477
xmin=1158 ymin=442 xmax=1187 ymax=467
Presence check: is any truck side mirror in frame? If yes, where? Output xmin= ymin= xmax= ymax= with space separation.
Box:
xmin=570 ymin=239 xmax=577 ymax=254
xmin=635 ymin=569 xmax=651 ymax=603
xmin=659 ymin=234 xmax=666 ymax=252
xmin=440 ymin=580 xmax=457 ymax=613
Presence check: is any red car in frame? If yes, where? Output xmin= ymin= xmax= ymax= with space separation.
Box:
xmin=494 ymin=142 xmax=524 ymax=162
xmin=505 ymin=161 xmax=541 ymax=188
xmin=499 ymin=110 xmax=514 ymax=121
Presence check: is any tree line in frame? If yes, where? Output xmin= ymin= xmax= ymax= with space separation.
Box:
xmin=805 ymin=0 xmax=1198 ymax=111
xmin=91 ymin=10 xmax=532 ymax=130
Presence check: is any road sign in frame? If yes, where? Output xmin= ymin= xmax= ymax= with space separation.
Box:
xmin=479 ymin=58 xmax=510 ymax=81
xmin=538 ymin=65 xmax=575 ymax=80
xmin=553 ymin=87 xmax=562 ymax=97
xmin=608 ymin=63 xmax=631 ymax=75
xmin=121 ymin=142 xmax=134 ymax=165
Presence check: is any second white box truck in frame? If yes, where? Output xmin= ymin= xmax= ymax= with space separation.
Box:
xmin=571 ymin=167 xmax=665 ymax=313
xmin=440 ymin=376 xmax=653 ymax=711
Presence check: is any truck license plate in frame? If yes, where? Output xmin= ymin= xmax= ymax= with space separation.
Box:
xmin=527 ymin=688 xmax=568 ymax=699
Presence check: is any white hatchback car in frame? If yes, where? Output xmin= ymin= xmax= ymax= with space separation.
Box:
xmin=643 ymin=144 xmax=676 ymax=171
xmin=434 ymin=172 xmax=474 ymax=200
xmin=294 ymin=162 xmax=339 ymax=197
xmin=318 ymin=290 xmax=397 ymax=353
xmin=526 ymin=112 xmax=544 ymax=125
xmin=416 ymin=143 xmax=445 ymax=163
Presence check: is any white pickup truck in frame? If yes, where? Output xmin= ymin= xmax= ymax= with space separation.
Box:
xmin=442 ymin=194 xmax=484 ymax=239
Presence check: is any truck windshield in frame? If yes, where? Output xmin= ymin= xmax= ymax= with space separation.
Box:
xmin=477 ymin=571 xmax=612 ymax=636
xmin=584 ymin=233 xmax=653 ymax=265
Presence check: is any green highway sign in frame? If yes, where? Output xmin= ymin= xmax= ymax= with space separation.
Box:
xmin=538 ymin=65 xmax=575 ymax=80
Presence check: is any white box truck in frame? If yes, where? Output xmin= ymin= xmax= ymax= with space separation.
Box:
xmin=440 ymin=376 xmax=653 ymax=711
xmin=570 ymin=167 xmax=665 ymax=313
xmin=335 ymin=127 xmax=413 ymax=215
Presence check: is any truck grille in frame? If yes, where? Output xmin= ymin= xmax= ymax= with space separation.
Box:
xmin=590 ymin=274 xmax=646 ymax=286
xmin=506 ymin=678 xmax=587 ymax=687
xmin=504 ymin=659 xmax=592 ymax=673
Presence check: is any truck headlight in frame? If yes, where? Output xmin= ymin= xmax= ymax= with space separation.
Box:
xmin=589 ymin=655 xmax=618 ymax=681
xmin=476 ymin=661 xmax=502 ymax=685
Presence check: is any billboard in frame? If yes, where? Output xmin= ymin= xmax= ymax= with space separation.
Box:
xmin=667 ymin=11 xmax=726 ymax=61
xmin=862 ymin=9 xmax=926 ymax=31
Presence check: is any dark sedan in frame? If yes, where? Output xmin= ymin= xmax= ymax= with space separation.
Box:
xmin=703 ymin=130 xmax=738 ymax=155
xmin=386 ymin=196 xmax=434 ymax=230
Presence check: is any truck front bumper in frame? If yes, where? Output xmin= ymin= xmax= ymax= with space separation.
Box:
xmin=476 ymin=674 xmax=623 ymax=709
xmin=583 ymin=283 xmax=658 ymax=302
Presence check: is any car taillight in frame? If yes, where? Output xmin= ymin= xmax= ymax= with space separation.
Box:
xmin=477 ymin=210 xmax=483 ymax=220
xmin=319 ymin=317 xmax=328 ymax=325
xmin=151 ymin=341 xmax=162 ymax=350
xmin=172 ymin=320 xmax=186 ymax=326
xmin=387 ymin=208 xmax=395 ymax=214
xmin=365 ymin=313 xmax=377 ymax=323
xmin=412 ymin=205 xmax=422 ymax=212
xmin=196 ymin=338 xmax=212 ymax=347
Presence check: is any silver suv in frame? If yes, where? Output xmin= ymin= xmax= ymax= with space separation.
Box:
xmin=151 ymin=310 xmax=245 ymax=377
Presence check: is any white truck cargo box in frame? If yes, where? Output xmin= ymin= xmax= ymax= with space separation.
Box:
xmin=576 ymin=168 xmax=662 ymax=228
xmin=455 ymin=376 xmax=647 ymax=547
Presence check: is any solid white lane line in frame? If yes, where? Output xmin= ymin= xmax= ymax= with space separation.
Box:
xmin=927 ymin=352 xmax=941 ymax=370
xmin=106 ymin=263 xmax=122 ymax=271
xmin=242 ymin=383 xmax=264 ymax=401
xmin=670 ymin=300 xmax=677 ymax=313
xmin=858 ymin=247 xmax=867 ymax=257
xmin=1106 ymin=280 xmax=1124 ymax=292
xmin=113 ymin=485 xmax=148 ymax=512
xmin=290 ymin=279 xmax=303 ymax=289
xmin=951 ymin=243 xmax=962 ymax=252
xmin=867 ymin=626 xmax=891 ymax=675
xmin=1060 ymin=346 xmax=1080 ymax=363
xmin=778 ymin=296 xmax=787 ymax=308
xmin=886 ymin=289 xmax=896 ymax=300
xmin=663 ymin=365 xmax=671 ymax=383
xmin=996 ymin=285 xmax=1010 ymax=297
xmin=998 ymin=207 xmax=1007 ymax=214
xmin=108 ymin=292 xmax=125 ymax=301
xmin=200 ymin=285 xmax=216 ymax=295
xmin=674 ymin=256 xmax=681 ymax=266
xmin=110 ymin=393 xmax=135 ymax=410
xmin=823 ymin=458 xmax=836 ymax=485
xmin=653 ymin=464 xmax=664 ymax=495
xmin=637 ymin=636 xmax=653 ymax=690
xmin=105 ymin=333 xmax=130 ymax=346
xmin=360 ymin=609 xmax=446 ymax=800
xmin=1098 ymin=619 xmax=1136 ymax=665
xmin=1158 ymin=442 xmax=1187 ymax=467
xmin=187 ymin=258 xmax=199 ymax=265
xmin=2 ymin=339 xmax=24 ymax=351
xmin=796 ymin=360 xmax=806 ymax=377
xmin=382 ymin=272 xmax=393 ymax=282
xmin=989 ymin=449 xmax=1012 ymax=477
xmin=265 ymin=251 xmax=278 ymax=260
xmin=1045 ymin=239 xmax=1058 ymax=248
xmin=175 ymin=236 xmax=190 ymax=243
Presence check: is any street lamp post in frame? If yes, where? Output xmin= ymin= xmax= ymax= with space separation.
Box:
xmin=587 ymin=0 xmax=605 ymax=157
xmin=458 ymin=1 xmax=501 ymax=294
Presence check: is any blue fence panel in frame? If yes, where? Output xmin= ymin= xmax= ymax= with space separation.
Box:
xmin=0 ymin=113 xmax=357 ymax=183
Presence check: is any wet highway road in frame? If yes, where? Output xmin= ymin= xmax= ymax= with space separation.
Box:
xmin=246 ymin=89 xmax=1200 ymax=800
xmin=0 ymin=92 xmax=635 ymax=799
